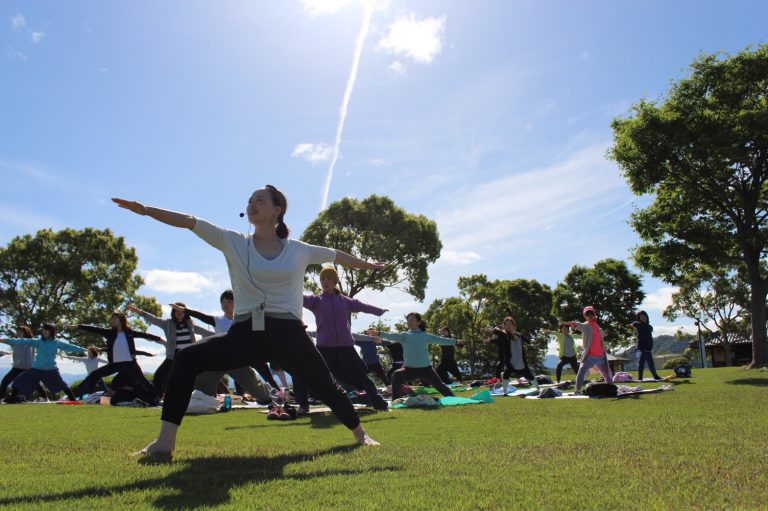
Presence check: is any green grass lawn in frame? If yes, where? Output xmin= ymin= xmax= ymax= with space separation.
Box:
xmin=0 ymin=367 xmax=766 ymax=510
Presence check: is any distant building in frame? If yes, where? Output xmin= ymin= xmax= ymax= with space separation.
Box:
xmin=695 ymin=331 xmax=752 ymax=367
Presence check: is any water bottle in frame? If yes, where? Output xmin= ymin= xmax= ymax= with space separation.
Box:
xmin=223 ymin=394 xmax=232 ymax=411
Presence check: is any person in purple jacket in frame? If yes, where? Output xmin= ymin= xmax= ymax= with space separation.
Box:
xmin=302 ymin=266 xmax=390 ymax=412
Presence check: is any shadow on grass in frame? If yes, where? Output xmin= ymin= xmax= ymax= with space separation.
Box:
xmin=224 ymin=414 xmax=396 ymax=431
xmin=0 ymin=445 xmax=399 ymax=509
xmin=725 ymin=377 xmax=768 ymax=387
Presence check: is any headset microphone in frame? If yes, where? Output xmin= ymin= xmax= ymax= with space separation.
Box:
xmin=239 ymin=212 xmax=245 ymax=217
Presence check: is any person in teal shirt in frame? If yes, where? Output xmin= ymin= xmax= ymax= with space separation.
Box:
xmin=0 ymin=323 xmax=84 ymax=402
xmin=369 ymin=312 xmax=456 ymax=400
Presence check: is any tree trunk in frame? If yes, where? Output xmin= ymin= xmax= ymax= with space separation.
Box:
xmin=747 ymin=273 xmax=768 ymax=368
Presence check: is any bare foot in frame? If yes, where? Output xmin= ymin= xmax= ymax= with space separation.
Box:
xmin=132 ymin=439 xmax=174 ymax=457
xmin=360 ymin=434 xmax=381 ymax=446
xmin=353 ymin=425 xmax=381 ymax=446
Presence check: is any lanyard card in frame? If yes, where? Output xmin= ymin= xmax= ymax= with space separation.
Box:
xmin=251 ymin=305 xmax=265 ymax=331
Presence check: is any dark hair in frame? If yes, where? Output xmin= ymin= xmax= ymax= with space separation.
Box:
xmin=172 ymin=302 xmax=190 ymax=322
xmin=558 ymin=322 xmax=571 ymax=330
xmin=636 ymin=310 xmax=649 ymax=322
xmin=503 ymin=316 xmax=516 ymax=326
xmin=406 ymin=312 xmax=427 ymax=331
xmin=111 ymin=312 xmax=129 ymax=331
xmin=265 ymin=184 xmax=290 ymax=239
xmin=17 ymin=325 xmax=33 ymax=338
xmin=87 ymin=345 xmax=101 ymax=357
xmin=41 ymin=323 xmax=57 ymax=339
xmin=220 ymin=290 xmax=234 ymax=303
xmin=441 ymin=326 xmax=452 ymax=337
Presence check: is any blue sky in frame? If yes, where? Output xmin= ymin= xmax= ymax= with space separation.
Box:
xmin=2 ymin=0 xmax=766 ymax=375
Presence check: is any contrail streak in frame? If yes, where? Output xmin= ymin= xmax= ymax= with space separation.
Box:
xmin=320 ymin=0 xmax=375 ymax=210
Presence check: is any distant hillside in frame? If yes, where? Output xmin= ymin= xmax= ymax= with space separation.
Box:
xmin=541 ymin=335 xmax=694 ymax=370
xmin=617 ymin=334 xmax=701 ymax=369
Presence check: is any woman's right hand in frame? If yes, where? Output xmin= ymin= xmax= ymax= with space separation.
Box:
xmin=125 ymin=305 xmax=141 ymax=314
xmin=112 ymin=198 xmax=148 ymax=215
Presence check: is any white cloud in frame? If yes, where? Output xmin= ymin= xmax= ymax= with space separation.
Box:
xmin=6 ymin=46 xmax=27 ymax=62
xmin=142 ymin=270 xmax=223 ymax=294
xmin=388 ymin=60 xmax=407 ymax=75
xmin=10 ymin=14 xmax=26 ymax=31
xmin=291 ymin=142 xmax=333 ymax=163
xmin=439 ymin=249 xmax=482 ymax=266
xmin=299 ymin=0 xmax=354 ymax=17
xmin=377 ymin=13 xmax=446 ymax=64
xmin=434 ymin=142 xmax=626 ymax=251
xmin=30 ymin=31 xmax=44 ymax=44
xmin=641 ymin=286 xmax=679 ymax=313
xmin=367 ymin=157 xmax=391 ymax=166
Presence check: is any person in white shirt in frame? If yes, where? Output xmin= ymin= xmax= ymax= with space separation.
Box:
xmin=67 ymin=312 xmax=161 ymax=398
xmin=63 ymin=345 xmax=109 ymax=392
xmin=114 ymin=185 xmax=384 ymax=458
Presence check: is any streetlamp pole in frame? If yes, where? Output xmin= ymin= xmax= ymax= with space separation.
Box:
xmin=696 ymin=316 xmax=706 ymax=369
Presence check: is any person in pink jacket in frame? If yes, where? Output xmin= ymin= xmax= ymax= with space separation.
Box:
xmin=570 ymin=305 xmax=613 ymax=393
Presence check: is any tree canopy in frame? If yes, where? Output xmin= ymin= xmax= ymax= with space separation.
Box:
xmin=552 ymin=258 xmax=645 ymax=350
xmin=301 ymin=195 xmax=442 ymax=300
xmin=610 ymin=44 xmax=768 ymax=367
xmin=424 ymin=274 xmax=556 ymax=374
xmin=0 ymin=228 xmax=160 ymax=345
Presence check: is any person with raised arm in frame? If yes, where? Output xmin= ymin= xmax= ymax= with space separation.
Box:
xmin=354 ymin=335 xmax=391 ymax=386
xmin=630 ymin=310 xmax=662 ymax=381
xmin=571 ymin=306 xmax=613 ymax=393
xmin=484 ymin=317 xmax=538 ymax=395
xmin=63 ymin=345 xmax=109 ymax=393
xmin=301 ymin=265 xmax=389 ymax=412
xmin=169 ymin=299 xmax=272 ymax=402
xmin=125 ymin=302 xmax=204 ymax=396
xmin=67 ymin=311 xmax=160 ymax=398
xmin=0 ymin=323 xmax=83 ymax=402
xmin=0 ymin=326 xmax=51 ymax=401
xmin=368 ymin=312 xmax=456 ymax=401
xmin=113 ymin=185 xmax=383 ymax=457
xmin=435 ymin=326 xmax=465 ymax=384
xmin=549 ymin=322 xmax=581 ymax=383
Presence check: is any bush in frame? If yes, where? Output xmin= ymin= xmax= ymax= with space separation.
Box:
xmin=663 ymin=356 xmax=691 ymax=369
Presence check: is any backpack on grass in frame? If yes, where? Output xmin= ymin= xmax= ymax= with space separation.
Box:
xmin=585 ymin=382 xmax=618 ymax=397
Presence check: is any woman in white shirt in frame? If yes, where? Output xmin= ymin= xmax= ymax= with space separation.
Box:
xmin=114 ymin=185 xmax=384 ymax=457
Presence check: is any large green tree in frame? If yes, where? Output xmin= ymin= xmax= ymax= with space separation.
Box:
xmin=552 ymin=258 xmax=645 ymax=350
xmin=301 ymin=195 xmax=442 ymax=300
xmin=424 ymin=275 xmax=556 ymax=375
xmin=0 ymin=228 xmax=161 ymax=345
xmin=610 ymin=44 xmax=768 ymax=367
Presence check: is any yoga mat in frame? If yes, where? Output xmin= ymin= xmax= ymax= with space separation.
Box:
xmin=439 ymin=391 xmax=495 ymax=406
xmin=259 ymin=404 xmax=376 ymax=415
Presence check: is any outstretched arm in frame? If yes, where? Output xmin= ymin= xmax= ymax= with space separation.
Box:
xmin=112 ymin=198 xmax=195 ymax=229
xmin=133 ymin=331 xmax=165 ymax=344
xmin=334 ymin=250 xmax=387 ymax=271
xmin=181 ymin=306 xmax=216 ymax=328
xmin=423 ymin=333 xmax=456 ymax=346
xmin=126 ymin=305 xmax=164 ymax=328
